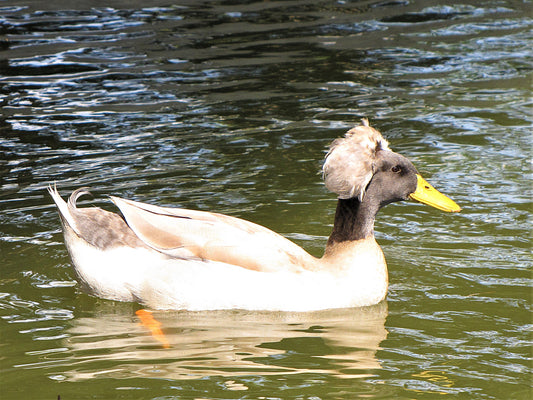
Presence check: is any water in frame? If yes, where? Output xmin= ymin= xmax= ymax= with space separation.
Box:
xmin=0 ymin=0 xmax=531 ymax=398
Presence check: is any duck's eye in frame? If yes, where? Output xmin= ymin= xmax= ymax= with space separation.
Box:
xmin=391 ymin=165 xmax=402 ymax=173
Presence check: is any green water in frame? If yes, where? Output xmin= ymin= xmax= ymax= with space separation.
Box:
xmin=1 ymin=1 xmax=531 ymax=399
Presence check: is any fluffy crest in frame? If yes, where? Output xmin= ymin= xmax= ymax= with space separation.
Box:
xmin=323 ymin=119 xmax=390 ymax=200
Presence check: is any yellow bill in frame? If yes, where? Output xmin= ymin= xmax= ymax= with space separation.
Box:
xmin=409 ymin=174 xmax=461 ymax=212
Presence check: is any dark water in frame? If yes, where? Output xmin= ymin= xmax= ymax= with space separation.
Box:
xmin=1 ymin=1 xmax=531 ymax=399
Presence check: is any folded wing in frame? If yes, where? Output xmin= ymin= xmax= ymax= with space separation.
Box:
xmin=111 ymin=197 xmax=317 ymax=273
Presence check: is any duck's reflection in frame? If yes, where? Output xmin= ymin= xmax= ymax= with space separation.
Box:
xmin=64 ymin=302 xmax=388 ymax=381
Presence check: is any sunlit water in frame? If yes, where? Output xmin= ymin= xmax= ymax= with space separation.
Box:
xmin=1 ymin=1 xmax=531 ymax=399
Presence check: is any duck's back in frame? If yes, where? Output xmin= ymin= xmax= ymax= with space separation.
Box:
xmin=110 ymin=196 xmax=318 ymax=273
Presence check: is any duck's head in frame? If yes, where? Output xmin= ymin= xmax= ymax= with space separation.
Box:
xmin=323 ymin=119 xmax=460 ymax=212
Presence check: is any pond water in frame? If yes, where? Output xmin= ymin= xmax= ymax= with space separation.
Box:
xmin=0 ymin=0 xmax=531 ymax=399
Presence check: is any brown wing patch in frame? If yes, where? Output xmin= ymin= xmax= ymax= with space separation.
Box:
xmin=72 ymin=207 xmax=150 ymax=250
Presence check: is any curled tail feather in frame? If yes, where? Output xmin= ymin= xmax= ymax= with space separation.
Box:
xmin=48 ymin=184 xmax=92 ymax=235
xmin=68 ymin=187 xmax=93 ymax=209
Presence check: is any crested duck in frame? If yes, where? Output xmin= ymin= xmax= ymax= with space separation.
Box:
xmin=49 ymin=119 xmax=460 ymax=311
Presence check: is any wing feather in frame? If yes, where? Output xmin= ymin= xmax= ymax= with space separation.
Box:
xmin=111 ymin=197 xmax=317 ymax=272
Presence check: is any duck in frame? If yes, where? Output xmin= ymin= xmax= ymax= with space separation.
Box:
xmin=49 ymin=119 xmax=460 ymax=311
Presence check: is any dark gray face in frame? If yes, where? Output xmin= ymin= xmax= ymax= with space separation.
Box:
xmin=366 ymin=150 xmax=419 ymax=208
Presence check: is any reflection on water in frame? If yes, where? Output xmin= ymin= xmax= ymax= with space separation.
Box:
xmin=1 ymin=0 xmax=531 ymax=399
xmin=50 ymin=304 xmax=387 ymax=382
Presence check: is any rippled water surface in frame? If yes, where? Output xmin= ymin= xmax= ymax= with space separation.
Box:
xmin=1 ymin=1 xmax=531 ymax=399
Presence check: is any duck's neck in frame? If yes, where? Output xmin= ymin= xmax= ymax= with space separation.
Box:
xmin=327 ymin=197 xmax=380 ymax=246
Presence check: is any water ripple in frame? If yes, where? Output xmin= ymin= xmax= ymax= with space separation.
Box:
xmin=0 ymin=1 xmax=531 ymax=398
